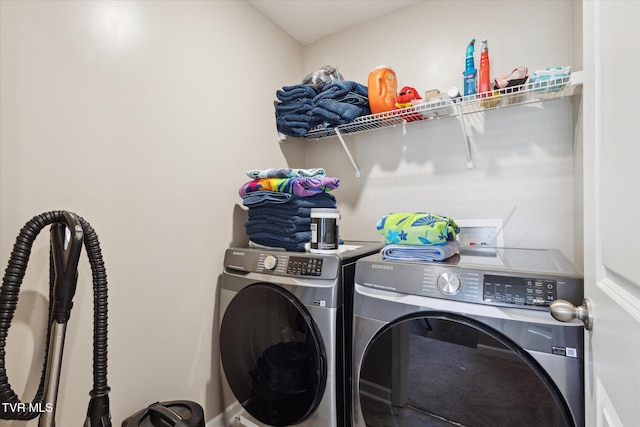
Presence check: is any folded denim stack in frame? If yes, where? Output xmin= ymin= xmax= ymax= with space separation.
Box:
xmin=275 ymin=81 xmax=371 ymax=137
xmin=275 ymin=85 xmax=320 ymax=138
xmin=311 ymin=81 xmax=371 ymax=129
xmin=240 ymin=168 xmax=339 ymax=252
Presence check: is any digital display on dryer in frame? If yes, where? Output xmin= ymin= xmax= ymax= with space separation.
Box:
xmin=483 ymin=274 xmax=557 ymax=307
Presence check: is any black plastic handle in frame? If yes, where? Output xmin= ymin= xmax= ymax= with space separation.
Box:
xmin=50 ymin=211 xmax=83 ymax=323
xmin=121 ymin=400 xmax=204 ymax=427
xmin=148 ymin=403 xmax=189 ymax=427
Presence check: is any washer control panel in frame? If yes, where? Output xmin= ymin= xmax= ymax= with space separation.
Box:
xmin=256 ymin=254 xmax=325 ymax=277
xmin=224 ymin=248 xmax=340 ymax=280
xmin=286 ymin=256 xmax=323 ymax=276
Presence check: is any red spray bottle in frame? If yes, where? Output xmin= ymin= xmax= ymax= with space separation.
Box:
xmin=478 ymin=39 xmax=491 ymax=94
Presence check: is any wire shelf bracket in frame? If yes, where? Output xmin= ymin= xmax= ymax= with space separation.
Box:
xmin=334 ymin=128 xmax=361 ymax=178
xmin=455 ymin=102 xmax=474 ymax=168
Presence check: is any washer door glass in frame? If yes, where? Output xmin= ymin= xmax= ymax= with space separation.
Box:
xmin=359 ymin=313 xmax=574 ymax=427
xmin=220 ymin=283 xmax=326 ymax=426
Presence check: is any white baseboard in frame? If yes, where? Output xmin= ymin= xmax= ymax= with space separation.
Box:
xmin=206 ymin=412 xmax=225 ymax=427
xmin=206 ymin=400 xmax=242 ymax=427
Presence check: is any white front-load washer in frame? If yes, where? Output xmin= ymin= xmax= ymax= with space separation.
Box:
xmin=353 ymin=247 xmax=585 ymax=427
xmin=219 ymin=242 xmax=382 ymax=427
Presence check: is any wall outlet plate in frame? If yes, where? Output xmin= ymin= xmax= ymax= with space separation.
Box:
xmin=456 ymin=219 xmax=504 ymax=247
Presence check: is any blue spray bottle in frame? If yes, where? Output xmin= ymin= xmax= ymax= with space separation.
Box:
xmin=463 ymin=39 xmax=477 ymax=96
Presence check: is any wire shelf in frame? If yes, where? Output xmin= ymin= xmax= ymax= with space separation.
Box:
xmin=302 ymin=76 xmax=576 ymax=141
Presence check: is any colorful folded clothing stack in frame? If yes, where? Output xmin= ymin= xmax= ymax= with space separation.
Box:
xmin=240 ymin=168 xmax=340 ymax=252
xmin=376 ymin=212 xmax=460 ymax=262
xmin=239 ymin=176 xmax=340 ymax=198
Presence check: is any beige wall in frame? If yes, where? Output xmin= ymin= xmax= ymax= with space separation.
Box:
xmin=0 ymin=0 xmax=582 ymax=425
xmin=0 ymin=1 xmax=301 ymax=425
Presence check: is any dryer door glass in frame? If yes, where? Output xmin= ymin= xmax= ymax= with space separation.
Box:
xmin=220 ymin=283 xmax=326 ymax=426
xmin=359 ymin=314 xmax=575 ymax=427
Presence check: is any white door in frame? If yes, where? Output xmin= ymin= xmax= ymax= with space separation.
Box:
xmin=582 ymin=1 xmax=640 ymax=426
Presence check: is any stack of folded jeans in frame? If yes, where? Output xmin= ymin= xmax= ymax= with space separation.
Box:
xmin=275 ymin=85 xmax=320 ymax=138
xmin=240 ymin=168 xmax=340 ymax=252
xmin=275 ymin=81 xmax=371 ymax=138
xmin=311 ymin=81 xmax=371 ymax=129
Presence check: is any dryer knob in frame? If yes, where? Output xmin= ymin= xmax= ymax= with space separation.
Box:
xmin=263 ymin=255 xmax=278 ymax=271
xmin=437 ymin=272 xmax=461 ymax=295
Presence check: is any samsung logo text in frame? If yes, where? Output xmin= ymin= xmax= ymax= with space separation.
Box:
xmin=371 ymin=264 xmax=393 ymax=270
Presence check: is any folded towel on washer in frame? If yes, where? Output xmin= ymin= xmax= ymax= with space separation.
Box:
xmin=247 ymin=212 xmax=313 ymax=226
xmin=245 ymin=220 xmax=311 ymax=251
xmin=376 ymin=212 xmax=460 ymax=246
xmin=248 ymin=209 xmax=313 ymax=224
xmin=242 ymin=190 xmax=293 ymax=206
xmin=247 ymin=202 xmax=334 ymax=222
xmin=239 ymin=177 xmax=340 ymax=197
xmin=242 ymin=191 xmax=337 ymax=251
xmin=251 ymin=239 xmax=308 ymax=252
xmin=242 ymin=191 xmax=336 ymax=208
xmin=246 ymin=168 xmax=327 ymax=180
xmin=249 ymin=230 xmax=311 ymax=243
xmin=249 ymin=232 xmax=312 ymax=252
xmin=381 ymin=240 xmax=461 ymax=262
xmin=248 ymin=240 xmax=289 ymax=251
xmin=245 ymin=220 xmax=310 ymax=235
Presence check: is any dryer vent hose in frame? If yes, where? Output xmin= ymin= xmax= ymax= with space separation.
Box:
xmin=0 ymin=211 xmax=110 ymax=422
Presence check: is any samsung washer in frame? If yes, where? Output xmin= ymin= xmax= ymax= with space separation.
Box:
xmin=353 ymin=247 xmax=585 ymax=427
xmin=219 ymin=241 xmax=382 ymax=427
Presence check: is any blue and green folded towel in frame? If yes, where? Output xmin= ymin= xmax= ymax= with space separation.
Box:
xmin=381 ymin=240 xmax=460 ymax=262
xmin=376 ymin=212 xmax=460 ymax=246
